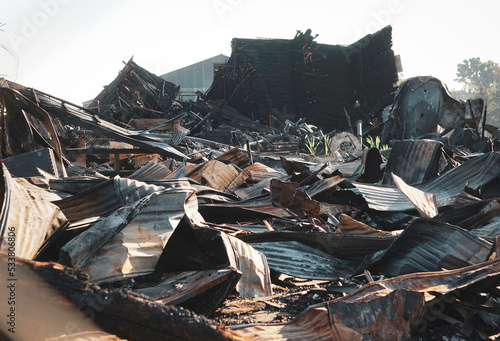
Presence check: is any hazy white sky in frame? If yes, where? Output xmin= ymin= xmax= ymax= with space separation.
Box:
xmin=1 ymin=0 xmax=499 ymax=104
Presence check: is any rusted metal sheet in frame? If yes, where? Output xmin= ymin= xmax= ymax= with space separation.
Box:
xmin=214 ymin=146 xmax=250 ymax=168
xmin=192 ymin=160 xmax=248 ymax=193
xmin=337 ymin=214 xmax=400 ymax=236
xmin=382 ymin=139 xmax=444 ymax=185
xmin=128 ymin=158 xmax=173 ymax=180
xmin=2 ymin=80 xmax=188 ymax=161
xmin=354 ymin=152 xmax=500 ymax=211
xmin=243 ymin=162 xmax=286 ymax=183
xmin=250 ymin=241 xmax=358 ymax=280
xmin=65 ymin=185 xmax=201 ymax=283
xmin=54 ymin=177 xmax=167 ymax=222
xmin=304 ymin=175 xmax=344 ymax=198
xmin=470 ymin=216 xmax=500 ymax=242
xmin=0 ymin=163 xmax=68 ymax=259
xmin=135 ymin=267 xmax=241 ymax=315
xmin=392 ymin=173 xmax=438 ymax=218
xmin=230 ymin=257 xmax=500 ymax=340
xmin=362 ymin=219 xmax=492 ymax=277
xmin=270 ymin=179 xmax=321 ymax=219
xmin=156 ymin=224 xmax=273 ymax=299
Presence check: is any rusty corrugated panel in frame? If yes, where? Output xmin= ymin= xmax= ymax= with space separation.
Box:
xmin=392 ymin=173 xmax=438 ymax=218
xmin=337 ymin=214 xmax=400 ymax=236
xmin=215 ymin=146 xmax=250 ymax=168
xmin=354 ymin=152 xmax=500 ymax=211
xmin=231 ymin=257 xmax=500 ymax=340
xmin=63 ymin=185 xmax=201 ymax=283
xmin=382 ymin=139 xmax=444 ymax=185
xmin=128 ymin=158 xmax=173 ymax=180
xmin=362 ymin=219 xmax=492 ymax=277
xmin=304 ymin=175 xmax=344 ymax=198
xmin=243 ymin=162 xmax=286 ymax=183
xmin=250 ymin=241 xmax=358 ymax=280
xmin=54 ymin=177 xmax=167 ymax=222
xmin=1 ymin=80 xmax=188 ymax=161
xmin=194 ymin=160 xmax=247 ymax=193
xmin=0 ymin=163 xmax=68 ymax=259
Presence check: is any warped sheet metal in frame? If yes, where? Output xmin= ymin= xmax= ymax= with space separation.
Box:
xmin=392 ymin=173 xmax=438 ymax=218
xmin=361 ymin=219 xmax=492 ymax=277
xmin=382 ymin=139 xmax=443 ymax=185
xmin=243 ymin=162 xmax=286 ymax=183
xmin=128 ymin=158 xmax=173 ymax=180
xmin=135 ymin=267 xmax=241 ymax=315
xmin=240 ymin=231 xmax=397 ymax=261
xmin=192 ymin=160 xmax=247 ymax=193
xmin=156 ymin=224 xmax=273 ymax=299
xmin=231 ymin=257 xmax=500 ymax=340
xmin=54 ymin=177 xmax=167 ymax=222
xmin=470 ymin=216 xmax=500 ymax=242
xmin=1 ymin=80 xmax=188 ymax=160
xmin=337 ymin=214 xmax=400 ymax=236
xmin=251 ymin=241 xmax=358 ymax=280
xmin=354 ymin=152 xmax=500 ymax=211
xmin=63 ymin=185 xmax=201 ymax=283
xmin=0 ymin=163 xmax=68 ymax=259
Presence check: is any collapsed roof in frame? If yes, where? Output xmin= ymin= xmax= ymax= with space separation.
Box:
xmin=206 ymin=26 xmax=398 ymax=133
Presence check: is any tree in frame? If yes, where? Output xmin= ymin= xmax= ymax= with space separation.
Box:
xmin=455 ymin=58 xmax=500 ymax=127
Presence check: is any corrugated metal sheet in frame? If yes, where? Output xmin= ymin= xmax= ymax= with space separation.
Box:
xmin=251 ymin=241 xmax=358 ymax=280
xmin=337 ymin=214 xmax=400 ymax=236
xmin=362 ymin=219 xmax=492 ymax=277
xmin=223 ymin=234 xmax=273 ymax=298
xmin=304 ymin=175 xmax=345 ymax=198
xmin=354 ymin=152 xmax=500 ymax=211
xmin=54 ymin=177 xmax=166 ymax=222
xmin=0 ymin=163 xmax=68 ymax=259
xmin=195 ymin=160 xmax=247 ymax=193
xmin=75 ymin=186 xmax=200 ymax=283
xmin=244 ymin=162 xmax=286 ymax=183
xmin=128 ymin=158 xmax=173 ymax=180
xmin=240 ymin=231 xmax=397 ymax=261
xmin=230 ymin=257 xmax=500 ymax=340
xmin=470 ymin=216 xmax=500 ymax=242
xmin=392 ymin=173 xmax=438 ymax=218
xmin=214 ymin=147 xmax=250 ymax=168
xmin=382 ymin=140 xmax=443 ymax=185
xmin=1 ymin=81 xmax=188 ymax=161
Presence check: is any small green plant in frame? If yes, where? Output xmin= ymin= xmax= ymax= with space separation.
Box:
xmin=304 ymin=137 xmax=320 ymax=156
xmin=323 ymin=135 xmax=332 ymax=155
xmin=364 ymin=136 xmax=389 ymax=150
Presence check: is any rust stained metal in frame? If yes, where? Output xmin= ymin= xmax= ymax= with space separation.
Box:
xmin=128 ymin=158 xmax=173 ymax=180
xmin=354 ymin=152 xmax=500 ymax=212
xmin=361 ymin=219 xmax=492 ymax=277
xmin=243 ymin=162 xmax=286 ymax=183
xmin=135 ymin=267 xmax=241 ymax=315
xmin=231 ymin=290 xmax=425 ymax=341
xmin=214 ymin=146 xmax=250 ymax=168
xmin=196 ymin=160 xmax=248 ymax=193
xmin=0 ymin=163 xmax=68 ymax=259
xmin=54 ymin=177 xmax=166 ymax=222
xmin=392 ymin=173 xmax=438 ymax=218
xmin=156 ymin=224 xmax=273 ymax=299
xmin=270 ymin=179 xmax=321 ymax=219
xmin=304 ymin=175 xmax=344 ymax=198
xmin=74 ymin=185 xmax=201 ymax=283
xmin=337 ymin=214 xmax=400 ymax=236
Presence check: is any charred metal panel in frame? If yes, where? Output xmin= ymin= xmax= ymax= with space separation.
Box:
xmin=0 ymin=164 xmax=68 ymax=259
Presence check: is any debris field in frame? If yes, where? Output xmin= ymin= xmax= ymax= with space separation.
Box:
xmin=0 ymin=26 xmax=499 ymax=341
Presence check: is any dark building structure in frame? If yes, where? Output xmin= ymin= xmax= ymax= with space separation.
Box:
xmin=205 ymin=26 xmax=399 ymax=133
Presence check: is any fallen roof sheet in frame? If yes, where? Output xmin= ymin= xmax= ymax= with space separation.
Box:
xmin=354 ymin=152 xmax=500 ymax=211
xmin=0 ymin=163 xmax=68 ymax=259
xmin=66 ymin=185 xmax=201 ymax=283
xmin=251 ymin=241 xmax=358 ymax=280
xmin=360 ymin=219 xmax=492 ymax=277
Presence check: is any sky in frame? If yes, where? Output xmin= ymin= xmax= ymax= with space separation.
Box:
xmin=1 ymin=0 xmax=499 ymax=105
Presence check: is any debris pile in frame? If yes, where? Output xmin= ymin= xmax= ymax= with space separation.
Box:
xmin=1 ymin=25 xmax=500 ymax=341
